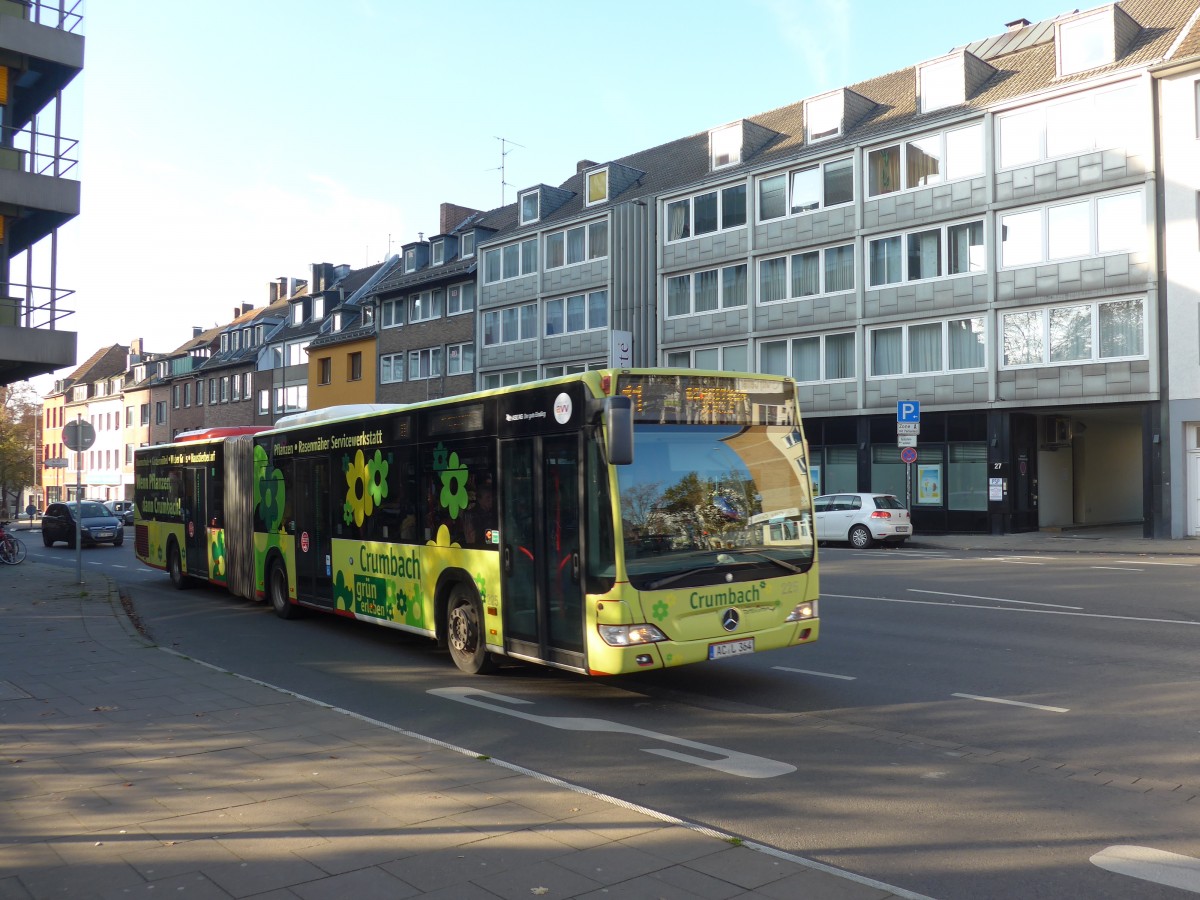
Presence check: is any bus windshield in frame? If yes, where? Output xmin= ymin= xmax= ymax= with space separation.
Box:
xmin=616 ymin=423 xmax=814 ymax=589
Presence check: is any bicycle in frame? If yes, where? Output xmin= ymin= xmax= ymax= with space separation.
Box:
xmin=0 ymin=521 xmax=27 ymax=564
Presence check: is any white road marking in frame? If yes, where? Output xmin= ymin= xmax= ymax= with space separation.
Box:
xmin=429 ymin=686 xmax=795 ymax=779
xmin=112 ymin=564 xmax=127 ymax=569
xmin=823 ymin=593 xmax=1200 ymax=627
xmin=908 ymin=589 xmax=1082 ymax=610
xmin=951 ymin=693 xmax=1069 ymax=713
xmin=1112 ymin=559 xmax=1194 ymax=567
xmin=1092 ymin=566 xmax=1141 ymax=572
xmin=773 ymin=666 xmax=856 ymax=680
xmin=1091 ymin=845 xmax=1200 ymax=893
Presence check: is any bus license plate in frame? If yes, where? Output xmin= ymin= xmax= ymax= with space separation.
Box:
xmin=709 ymin=638 xmax=754 ymax=660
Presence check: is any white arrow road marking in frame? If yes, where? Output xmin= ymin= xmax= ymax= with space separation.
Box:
xmin=773 ymin=666 xmax=856 ymax=680
xmin=429 ymin=686 xmax=795 ymax=779
xmin=909 ymin=589 xmax=1082 ymax=610
xmin=951 ymin=693 xmax=1069 ymax=713
xmin=1091 ymin=845 xmax=1200 ymax=893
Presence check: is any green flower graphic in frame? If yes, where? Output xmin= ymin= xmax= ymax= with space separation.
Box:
xmin=343 ymin=501 xmax=355 ymax=526
xmin=652 ymin=599 xmax=670 ymax=622
xmin=366 ymin=449 xmax=390 ymax=506
xmin=439 ymin=451 xmax=469 ymax=519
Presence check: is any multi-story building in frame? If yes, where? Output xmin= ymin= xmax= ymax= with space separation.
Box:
xmin=58 ymin=344 xmax=126 ymax=500
xmin=185 ymin=306 xmax=267 ymax=433
xmin=40 ymin=383 xmax=67 ymax=505
xmin=0 ymin=1 xmax=83 ymax=385
xmin=119 ymin=340 xmax=161 ymax=498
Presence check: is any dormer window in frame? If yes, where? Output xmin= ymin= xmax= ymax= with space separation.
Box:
xmin=231 ymin=330 xmax=241 ymax=351
xmin=519 ymin=189 xmax=540 ymax=225
xmin=332 ymin=311 xmax=342 ymax=332
xmin=586 ymin=168 xmax=609 ymax=206
xmin=292 ymin=303 xmax=304 ymax=325
xmin=405 ymin=248 xmax=417 ymax=273
xmin=709 ymin=124 xmax=742 ymax=169
xmin=1057 ymin=12 xmax=1113 ymax=77
xmin=805 ymin=93 xmax=842 ymax=142
xmin=920 ymin=57 xmax=964 ymax=113
xmin=432 ymin=240 xmax=445 ymax=265
xmin=220 ymin=333 xmax=229 ymax=353
xmin=460 ymin=232 xmax=475 ymax=258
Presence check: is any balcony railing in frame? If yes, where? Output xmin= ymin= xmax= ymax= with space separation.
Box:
xmin=1 ymin=0 xmax=83 ymax=33
xmin=0 ymin=282 xmax=74 ymax=329
xmin=0 ymin=122 xmax=79 ymax=178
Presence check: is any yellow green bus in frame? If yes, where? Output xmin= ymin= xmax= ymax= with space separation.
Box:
xmin=135 ymin=369 xmax=818 ymax=675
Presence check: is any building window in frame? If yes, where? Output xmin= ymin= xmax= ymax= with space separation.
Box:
xmin=1057 ymin=12 xmax=1112 ymax=77
xmin=545 ymin=220 xmax=610 ymax=268
xmin=481 ymin=368 xmax=538 ymax=390
xmin=666 ymin=264 xmax=748 ymax=317
xmin=380 ymin=297 xmax=404 ymax=329
xmin=194 ymin=379 xmax=204 ymax=406
xmin=805 ymin=93 xmax=842 ymax=142
xmin=286 ymin=341 xmax=310 ymax=366
xmin=447 ymin=342 xmax=474 ymax=375
xmin=760 ymin=332 xmax=856 ymax=382
xmin=1000 ymin=189 xmax=1143 ymax=268
xmin=448 ymin=282 xmax=475 ymax=315
xmin=220 ymin=376 xmax=230 ymax=403
xmin=348 ymin=352 xmax=363 ymax=382
xmin=758 ymin=243 xmax=856 ymax=301
xmin=231 ymin=374 xmax=241 ymax=402
xmin=709 ymin=123 xmax=742 ymax=168
xmin=209 ymin=379 xmax=217 ymax=405
xmin=408 ymin=347 xmax=443 ymax=380
xmin=868 ymin=316 xmax=987 ymax=376
xmin=666 ymin=184 xmax=747 ymax=241
xmin=866 ymin=123 xmax=983 ymax=197
xmin=869 ymin=219 xmax=984 ymax=286
xmin=664 ymin=344 xmax=749 ymax=372
xmin=1002 ymin=298 xmax=1144 ymax=367
xmin=519 ymin=189 xmax=540 ymax=225
xmin=291 ymin=303 xmax=305 ymax=326
xmin=220 ymin=333 xmax=229 ymax=353
xmin=483 ymin=238 xmax=538 ymax=284
xmin=919 ymin=56 xmax=964 ymax=113
xmin=405 ymin=248 xmax=417 ymax=272
xmin=757 ymin=159 xmax=853 ymax=222
xmin=243 ymin=372 xmax=251 ymax=398
xmin=545 ymin=290 xmax=608 ymax=336
xmin=318 ymin=357 xmax=332 ymax=385
xmin=998 ymin=83 xmax=1137 ymax=169
xmin=482 ymin=303 xmax=538 ymax=346
xmin=432 ymin=240 xmax=444 ymax=265
xmin=409 ymin=289 xmax=444 ymax=323
xmin=155 ymin=401 xmax=166 ymax=425
xmin=171 ymin=385 xmax=179 ymax=408
xmin=125 ymin=406 xmax=133 ymax=427
xmin=460 ymin=232 xmax=475 ymax=258
xmin=257 ymin=390 xmax=269 ymax=414
xmin=183 ymin=382 xmax=191 ymax=408
xmin=587 ymin=168 xmax=608 ymax=205
xmin=380 ymin=353 xmax=404 ymax=384
xmin=139 ymin=403 xmax=149 ymax=426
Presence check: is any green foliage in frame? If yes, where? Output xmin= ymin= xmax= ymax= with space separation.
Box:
xmin=0 ymin=383 xmax=38 ymax=512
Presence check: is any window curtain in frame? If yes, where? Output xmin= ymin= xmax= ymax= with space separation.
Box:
xmin=868 ymin=145 xmax=900 ymax=195
xmin=722 ymin=265 xmax=747 ymax=307
xmin=948 ymin=317 xmax=985 ymax=369
xmin=667 ymin=275 xmax=691 ymax=316
xmin=825 ymin=245 xmax=855 ymax=292
xmin=566 ymin=295 xmax=586 ymax=332
xmin=907 ymin=322 xmax=942 ymax=372
xmin=792 ymin=252 xmax=819 ymax=297
xmin=907 ymin=230 xmax=941 ymax=280
xmin=1099 ymin=299 xmax=1144 ymax=358
xmin=825 ymin=333 xmax=855 ymax=379
xmin=871 ymin=328 xmax=903 ymax=375
xmin=760 ymin=341 xmax=788 ymax=376
xmin=588 ymin=290 xmax=608 ymax=328
xmin=566 ymin=228 xmax=585 ymax=265
xmin=694 ymin=270 xmax=718 ymax=312
xmin=667 ymin=201 xmax=689 ymax=241
xmin=792 ymin=337 xmax=821 ymax=382
xmin=870 ymin=237 xmax=902 ymax=286
xmin=760 ymin=258 xmax=788 ymax=302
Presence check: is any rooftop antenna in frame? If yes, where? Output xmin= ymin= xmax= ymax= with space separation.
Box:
xmin=490 ymin=136 xmax=524 ymax=206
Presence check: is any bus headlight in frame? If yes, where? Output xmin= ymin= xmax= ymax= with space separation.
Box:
xmin=785 ymin=600 xmax=817 ymax=622
xmin=598 ymin=624 xmax=668 ymax=646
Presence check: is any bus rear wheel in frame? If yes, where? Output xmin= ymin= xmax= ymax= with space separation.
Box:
xmin=269 ymin=559 xmax=300 ymax=619
xmin=447 ymin=586 xmax=494 ymax=675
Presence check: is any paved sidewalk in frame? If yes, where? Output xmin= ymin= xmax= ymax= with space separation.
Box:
xmin=0 ymin=560 xmax=924 ymax=900
xmin=906 ymin=523 xmax=1200 ymax=557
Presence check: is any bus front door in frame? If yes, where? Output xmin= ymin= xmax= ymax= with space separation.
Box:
xmin=500 ymin=436 xmax=584 ymax=670
xmin=292 ymin=457 xmax=333 ymax=608
xmin=183 ymin=466 xmax=208 ymax=577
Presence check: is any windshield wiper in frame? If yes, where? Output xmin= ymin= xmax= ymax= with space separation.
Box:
xmin=644 ymin=550 xmax=808 ymax=590
xmin=719 ymin=549 xmax=807 ymax=574
xmin=646 ymin=566 xmax=717 ymax=591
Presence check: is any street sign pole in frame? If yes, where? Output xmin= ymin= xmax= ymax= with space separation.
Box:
xmin=74 ymin=416 xmax=82 ymax=584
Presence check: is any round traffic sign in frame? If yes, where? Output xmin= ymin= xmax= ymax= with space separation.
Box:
xmin=62 ymin=419 xmax=96 ymax=452
xmin=900 ymin=446 xmax=918 ymax=464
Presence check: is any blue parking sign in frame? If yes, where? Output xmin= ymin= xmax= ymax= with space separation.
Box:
xmin=897 ymin=400 xmax=920 ymax=423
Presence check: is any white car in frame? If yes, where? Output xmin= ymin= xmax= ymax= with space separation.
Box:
xmin=813 ymin=493 xmax=912 ymax=548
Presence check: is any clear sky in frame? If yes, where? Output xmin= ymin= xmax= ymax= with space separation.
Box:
xmin=48 ymin=0 xmax=1075 ymax=382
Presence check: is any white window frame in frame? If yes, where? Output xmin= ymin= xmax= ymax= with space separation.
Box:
xmin=586 ymin=167 xmax=609 ymax=206
xmin=379 ymin=352 xmax=404 ymax=384
xmin=460 ymin=232 xmax=475 ymax=258
xmin=758 ymin=332 xmax=857 ymax=383
xmin=919 ymin=56 xmax=964 ymax=114
xmin=757 ymin=158 xmax=855 ymax=222
xmin=519 ymin=189 xmax=540 ymax=225
xmin=867 ymin=315 xmax=989 ymax=378
xmin=665 ymin=183 xmax=749 ymax=242
xmin=432 ymin=240 xmax=445 ymax=265
xmin=999 ymin=188 xmax=1144 ymax=269
xmin=380 ymin=297 xmax=403 ymax=329
xmin=544 ymin=290 xmax=609 ymax=337
xmin=404 ymin=248 xmax=417 ymax=273
xmin=868 ymin=218 xmax=986 ymax=287
xmin=664 ymin=263 xmax=749 ymax=318
xmin=446 ymin=342 xmax=474 ymax=375
xmin=1000 ymin=297 xmax=1146 ymax=369
xmin=1056 ymin=12 xmax=1113 ymax=78
xmin=408 ymin=347 xmax=443 ymax=381
xmin=409 ymin=289 xmax=443 ymax=324
xmin=757 ymin=242 xmax=857 ymax=302
xmin=805 ymin=93 xmax=842 ymax=142
xmin=865 ymin=122 xmax=984 ymax=198
xmin=664 ymin=344 xmax=749 ymax=372
xmin=544 ymin=220 xmax=609 ymax=269
xmin=448 ymin=282 xmax=475 ymax=315
xmin=709 ymin=123 xmax=742 ymax=169
xmin=482 ymin=302 xmax=538 ymax=346
xmin=996 ymin=82 xmax=1139 ymax=170
xmin=482 ymin=238 xmax=538 ymax=284
xmin=482 ymin=368 xmax=538 ymax=390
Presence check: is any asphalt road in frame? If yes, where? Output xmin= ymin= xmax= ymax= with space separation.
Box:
xmin=26 ymin=535 xmax=1200 ymax=899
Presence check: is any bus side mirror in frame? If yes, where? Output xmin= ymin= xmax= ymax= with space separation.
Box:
xmin=603 ymin=396 xmax=633 ymax=465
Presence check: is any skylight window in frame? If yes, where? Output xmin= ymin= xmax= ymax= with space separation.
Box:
xmin=586 ymin=168 xmax=609 ymax=205
xmin=709 ymin=124 xmax=742 ymax=169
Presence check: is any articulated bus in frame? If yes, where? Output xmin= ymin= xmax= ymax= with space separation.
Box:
xmin=134 ymin=369 xmax=819 ymax=675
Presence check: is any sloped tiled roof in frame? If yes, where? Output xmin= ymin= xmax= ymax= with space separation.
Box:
xmin=65 ymin=344 xmax=128 ymax=387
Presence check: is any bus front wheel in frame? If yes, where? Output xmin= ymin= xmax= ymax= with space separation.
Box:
xmin=447 ymin=586 xmax=494 ymax=675
xmin=269 ymin=559 xmax=300 ymax=619
xmin=168 ymin=543 xmax=189 ymax=590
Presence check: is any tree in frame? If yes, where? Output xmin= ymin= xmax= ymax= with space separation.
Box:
xmin=0 ymin=383 xmax=39 ymax=516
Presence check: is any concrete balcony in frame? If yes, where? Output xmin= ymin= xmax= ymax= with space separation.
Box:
xmin=0 ymin=286 xmax=75 ymax=382
xmin=0 ymin=0 xmax=84 ymax=129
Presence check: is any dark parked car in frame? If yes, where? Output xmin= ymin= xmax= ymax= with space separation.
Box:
xmin=104 ymin=499 xmax=135 ymax=525
xmin=42 ymin=501 xmax=125 ymax=548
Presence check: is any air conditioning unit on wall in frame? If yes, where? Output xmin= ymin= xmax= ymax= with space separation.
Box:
xmin=1041 ymin=416 xmax=1072 ymax=449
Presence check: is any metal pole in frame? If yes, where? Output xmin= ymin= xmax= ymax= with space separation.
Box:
xmin=74 ymin=413 xmax=82 ymax=584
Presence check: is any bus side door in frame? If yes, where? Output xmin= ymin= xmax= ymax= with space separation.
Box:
xmin=183 ymin=465 xmax=208 ymax=577
xmin=500 ymin=435 xmax=584 ymax=669
xmin=291 ymin=457 xmax=333 ymax=608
